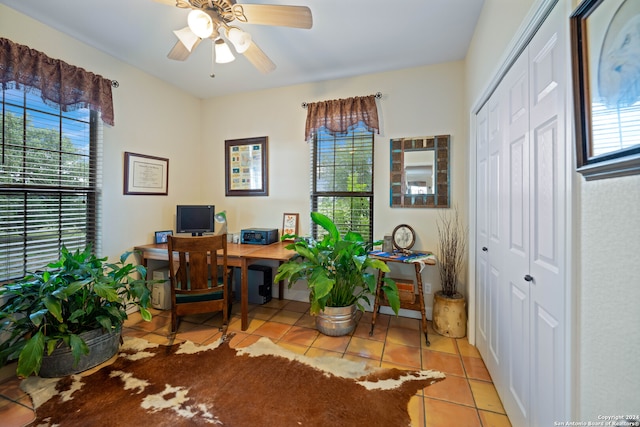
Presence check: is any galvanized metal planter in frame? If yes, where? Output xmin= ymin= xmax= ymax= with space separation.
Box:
xmin=315 ymin=305 xmax=357 ymax=336
xmin=39 ymin=327 xmax=121 ymax=378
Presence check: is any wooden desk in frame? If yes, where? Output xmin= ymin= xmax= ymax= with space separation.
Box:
xmin=369 ymin=251 xmax=436 ymax=346
xmin=134 ymin=241 xmax=294 ymax=331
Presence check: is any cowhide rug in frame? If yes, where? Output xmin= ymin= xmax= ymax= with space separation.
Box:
xmin=21 ymin=335 xmax=445 ymax=426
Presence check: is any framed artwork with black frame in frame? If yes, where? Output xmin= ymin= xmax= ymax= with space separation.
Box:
xmin=570 ymin=0 xmax=640 ymax=180
xmin=225 ymin=137 xmax=269 ymax=196
xmin=123 ymin=152 xmax=169 ymax=195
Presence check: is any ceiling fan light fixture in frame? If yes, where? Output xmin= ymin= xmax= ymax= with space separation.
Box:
xmin=187 ymin=9 xmax=215 ymax=39
xmin=227 ymin=27 xmax=252 ymax=53
xmin=214 ymin=39 xmax=235 ymax=63
xmin=173 ymin=27 xmax=200 ymax=52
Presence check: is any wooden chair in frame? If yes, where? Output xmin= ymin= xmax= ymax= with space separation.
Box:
xmin=167 ymin=234 xmax=232 ymax=333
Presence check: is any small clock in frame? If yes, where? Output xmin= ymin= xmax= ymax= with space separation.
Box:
xmin=392 ymin=224 xmax=416 ymax=251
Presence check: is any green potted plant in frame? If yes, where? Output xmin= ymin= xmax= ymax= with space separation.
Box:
xmin=275 ymin=212 xmax=400 ymax=336
xmin=0 ymin=245 xmax=153 ymax=378
xmin=432 ymin=207 xmax=468 ymax=338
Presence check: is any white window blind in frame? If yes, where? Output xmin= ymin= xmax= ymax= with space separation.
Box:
xmin=1 ymin=88 xmax=101 ymax=282
xmin=310 ymin=124 xmax=374 ymax=241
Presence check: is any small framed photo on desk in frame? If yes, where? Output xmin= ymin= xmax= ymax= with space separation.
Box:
xmin=154 ymin=230 xmax=173 ymax=244
xmin=282 ymin=213 xmax=299 ymax=239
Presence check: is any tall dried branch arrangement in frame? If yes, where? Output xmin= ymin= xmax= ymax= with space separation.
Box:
xmin=437 ymin=207 xmax=468 ymax=297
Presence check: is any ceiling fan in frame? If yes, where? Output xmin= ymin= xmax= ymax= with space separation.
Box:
xmin=154 ymin=0 xmax=313 ymax=75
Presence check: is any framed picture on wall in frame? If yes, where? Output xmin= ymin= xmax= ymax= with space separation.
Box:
xmin=282 ymin=213 xmax=299 ymax=239
xmin=570 ymin=0 xmax=640 ymax=180
xmin=225 ymin=137 xmax=269 ymax=196
xmin=123 ymin=152 xmax=169 ymax=195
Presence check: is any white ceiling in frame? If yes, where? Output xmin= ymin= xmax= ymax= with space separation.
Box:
xmin=1 ymin=0 xmax=485 ymax=99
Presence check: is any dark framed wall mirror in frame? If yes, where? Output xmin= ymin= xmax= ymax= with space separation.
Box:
xmin=390 ymin=135 xmax=450 ymax=208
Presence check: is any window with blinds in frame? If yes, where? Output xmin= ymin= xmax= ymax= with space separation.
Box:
xmin=311 ymin=123 xmax=374 ymax=241
xmin=0 ymin=88 xmax=101 ymax=282
xmin=591 ymin=101 xmax=640 ymax=157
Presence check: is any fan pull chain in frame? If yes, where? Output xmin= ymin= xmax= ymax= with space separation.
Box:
xmin=210 ymin=40 xmax=216 ymax=78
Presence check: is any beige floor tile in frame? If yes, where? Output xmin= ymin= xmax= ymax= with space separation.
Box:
xmin=304 ymin=347 xmax=343 ymax=359
xmin=269 ymin=309 xmax=304 ymax=325
xmin=262 ymin=299 xmax=290 ymax=309
xmin=135 ymin=314 xmax=170 ymax=332
xmin=227 ymin=316 xmax=265 ymax=333
xmin=479 ymin=410 xmax=512 ymax=427
xmin=421 ymin=349 xmax=465 ymax=376
xmin=389 ymin=315 xmax=421 ymax=331
xmin=232 ymin=334 xmax=263 ymax=348
xmin=311 ymin=334 xmax=351 ymax=353
xmin=423 ymin=331 xmax=457 ymax=354
xmin=226 ymin=332 xmax=251 ymax=348
xmin=283 ymin=300 xmax=311 ymax=313
xmin=275 ymin=341 xmax=309 ymax=355
xmin=175 ymin=324 xmax=220 ymax=344
xmin=345 ymin=336 xmax=384 ymax=360
xmin=422 ymin=374 xmax=475 ymax=406
xmin=354 ymin=318 xmax=387 ymax=341
xmin=387 ymin=326 xmax=422 ymax=348
xmin=279 ymin=325 xmax=319 ymax=347
xmin=294 ymin=313 xmax=317 ymax=329
xmin=252 ymin=321 xmax=292 ymax=340
xmin=248 ymin=306 xmax=278 ymax=320
xmin=382 ymin=342 xmax=422 ymax=369
xmin=469 ymin=380 xmax=506 ymax=413
xmin=123 ymin=311 xmax=143 ymax=327
xmin=341 ymin=353 xmax=381 ymax=369
xmin=424 ymin=398 xmax=481 ymax=427
xmin=462 ymin=356 xmax=492 ymax=381
xmin=457 ymin=338 xmax=482 ymax=358
xmin=408 ymin=394 xmax=426 ymax=427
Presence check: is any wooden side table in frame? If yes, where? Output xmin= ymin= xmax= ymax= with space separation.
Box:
xmin=369 ymin=251 xmax=436 ymax=346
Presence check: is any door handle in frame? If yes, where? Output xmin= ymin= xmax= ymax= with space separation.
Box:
xmin=524 ymin=274 xmax=533 ymax=282
xmin=482 ymin=247 xmax=488 ymax=252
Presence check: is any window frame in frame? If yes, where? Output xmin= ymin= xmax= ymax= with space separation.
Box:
xmin=1 ymin=88 xmax=100 ymax=283
xmin=310 ymin=124 xmax=375 ymax=242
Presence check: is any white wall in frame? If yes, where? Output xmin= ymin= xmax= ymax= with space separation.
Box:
xmin=465 ymin=0 xmax=640 ymax=419
xmin=201 ymin=63 xmax=468 ymax=308
xmin=1 ymin=5 xmax=202 ymax=262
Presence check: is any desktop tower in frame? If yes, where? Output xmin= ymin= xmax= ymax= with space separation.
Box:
xmin=150 ymin=268 xmax=171 ymax=310
xmin=233 ymin=264 xmax=273 ymax=305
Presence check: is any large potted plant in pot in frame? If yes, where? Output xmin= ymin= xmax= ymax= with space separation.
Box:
xmin=275 ymin=212 xmax=400 ymax=336
xmin=433 ymin=207 xmax=468 ymax=338
xmin=0 ymin=245 xmax=153 ymax=378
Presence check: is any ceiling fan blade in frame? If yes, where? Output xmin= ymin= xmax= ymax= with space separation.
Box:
xmin=152 ymin=0 xmax=191 ymax=7
xmin=167 ymin=39 xmax=199 ymax=61
xmin=232 ymin=4 xmax=312 ymax=29
xmin=243 ymin=41 xmax=276 ymax=74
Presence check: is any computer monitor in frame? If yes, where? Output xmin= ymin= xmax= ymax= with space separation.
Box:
xmin=176 ymin=205 xmax=215 ymax=236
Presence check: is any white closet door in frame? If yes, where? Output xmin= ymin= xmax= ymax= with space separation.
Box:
xmin=476 ymin=104 xmax=489 ymax=359
xmin=474 ymin=3 xmax=567 ymax=426
xmin=502 ymin=43 xmax=532 ymax=427
xmin=527 ymin=4 xmax=566 ymax=426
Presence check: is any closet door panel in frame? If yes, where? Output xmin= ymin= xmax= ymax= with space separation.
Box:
xmin=528 ymin=3 xmax=566 ymax=425
xmin=502 ymin=49 xmax=531 ymax=426
xmin=476 ymin=105 xmax=489 ymax=353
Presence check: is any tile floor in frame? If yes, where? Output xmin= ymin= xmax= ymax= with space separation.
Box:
xmin=0 ymin=299 xmax=512 ymax=427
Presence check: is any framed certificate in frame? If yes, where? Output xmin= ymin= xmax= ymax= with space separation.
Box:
xmin=124 ymin=152 xmax=169 ymax=195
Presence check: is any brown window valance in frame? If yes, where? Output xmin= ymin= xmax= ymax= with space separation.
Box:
xmin=0 ymin=38 xmax=114 ymax=126
xmin=304 ymin=94 xmax=379 ymax=141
